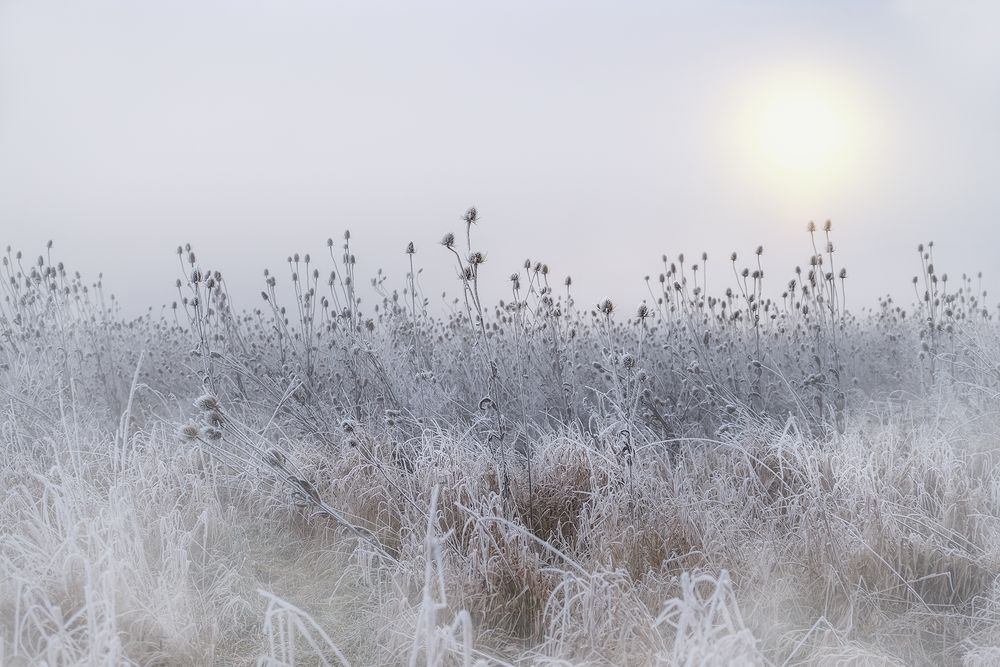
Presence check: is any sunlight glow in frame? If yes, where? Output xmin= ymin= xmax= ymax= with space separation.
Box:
xmin=730 ymin=69 xmax=875 ymax=203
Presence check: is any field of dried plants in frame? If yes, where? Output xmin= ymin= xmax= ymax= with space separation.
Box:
xmin=3 ymin=213 xmax=1000 ymax=665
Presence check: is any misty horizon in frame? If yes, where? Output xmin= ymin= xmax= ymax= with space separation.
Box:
xmin=3 ymin=1 xmax=999 ymax=316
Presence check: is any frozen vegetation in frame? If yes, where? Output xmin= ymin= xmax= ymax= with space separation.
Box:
xmin=3 ymin=216 xmax=1000 ymax=665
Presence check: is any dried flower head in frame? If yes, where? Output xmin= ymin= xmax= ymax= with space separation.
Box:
xmin=264 ymin=449 xmax=287 ymax=467
xmin=195 ymin=394 xmax=221 ymax=412
xmin=203 ymin=411 xmax=224 ymax=428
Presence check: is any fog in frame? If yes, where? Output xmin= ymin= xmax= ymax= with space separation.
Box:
xmin=1 ymin=0 xmax=998 ymax=315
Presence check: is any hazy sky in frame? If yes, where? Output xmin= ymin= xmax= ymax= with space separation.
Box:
xmin=1 ymin=1 xmax=998 ymax=315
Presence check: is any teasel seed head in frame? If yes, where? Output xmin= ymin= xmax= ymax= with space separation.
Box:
xmin=179 ymin=423 xmax=201 ymax=442
xmin=195 ymin=393 xmax=221 ymax=412
xmin=264 ymin=448 xmax=287 ymax=467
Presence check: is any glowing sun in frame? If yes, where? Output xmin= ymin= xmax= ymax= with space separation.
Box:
xmin=730 ymin=69 xmax=875 ymax=200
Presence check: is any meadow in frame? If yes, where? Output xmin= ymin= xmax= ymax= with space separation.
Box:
xmin=2 ymin=213 xmax=1000 ymax=665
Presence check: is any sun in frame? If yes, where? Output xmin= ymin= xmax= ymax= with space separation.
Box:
xmin=729 ymin=69 xmax=875 ymax=202
xmin=753 ymin=90 xmax=846 ymax=175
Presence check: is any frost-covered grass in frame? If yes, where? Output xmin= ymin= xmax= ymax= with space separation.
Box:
xmin=3 ymin=222 xmax=1000 ymax=665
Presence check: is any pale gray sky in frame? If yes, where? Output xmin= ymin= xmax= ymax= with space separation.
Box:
xmin=1 ymin=1 xmax=998 ymax=314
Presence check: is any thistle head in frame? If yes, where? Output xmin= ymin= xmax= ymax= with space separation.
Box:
xmin=264 ymin=449 xmax=287 ymax=467
xmin=195 ymin=394 xmax=221 ymax=412
xmin=203 ymin=411 xmax=224 ymax=428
